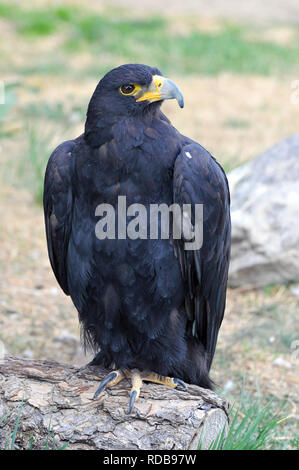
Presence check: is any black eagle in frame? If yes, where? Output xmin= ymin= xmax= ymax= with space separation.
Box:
xmin=43 ymin=64 xmax=231 ymax=412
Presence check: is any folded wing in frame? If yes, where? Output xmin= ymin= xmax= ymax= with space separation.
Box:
xmin=173 ymin=142 xmax=231 ymax=368
xmin=43 ymin=140 xmax=75 ymax=295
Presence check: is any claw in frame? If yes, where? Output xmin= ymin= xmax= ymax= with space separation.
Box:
xmin=129 ymin=390 xmax=137 ymax=414
xmin=93 ymin=368 xmax=187 ymax=413
xmin=173 ymin=378 xmax=188 ymax=390
xmin=93 ymin=371 xmax=118 ymax=399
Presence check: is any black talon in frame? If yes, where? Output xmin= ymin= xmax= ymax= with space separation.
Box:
xmin=129 ymin=390 xmax=137 ymax=414
xmin=93 ymin=371 xmax=118 ymax=399
xmin=173 ymin=378 xmax=187 ymax=390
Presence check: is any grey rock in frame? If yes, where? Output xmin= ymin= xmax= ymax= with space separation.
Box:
xmin=228 ymin=134 xmax=299 ymax=288
xmin=272 ymin=357 xmax=292 ymax=368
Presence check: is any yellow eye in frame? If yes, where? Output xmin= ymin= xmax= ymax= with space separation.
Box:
xmin=120 ymin=84 xmax=136 ymax=95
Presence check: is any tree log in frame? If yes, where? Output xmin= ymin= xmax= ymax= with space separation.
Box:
xmin=0 ymin=355 xmax=230 ymax=450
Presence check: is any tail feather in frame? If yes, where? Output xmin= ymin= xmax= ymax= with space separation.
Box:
xmin=178 ymin=338 xmax=214 ymax=390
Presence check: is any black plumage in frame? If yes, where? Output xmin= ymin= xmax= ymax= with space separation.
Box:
xmin=44 ymin=64 xmax=231 ymax=391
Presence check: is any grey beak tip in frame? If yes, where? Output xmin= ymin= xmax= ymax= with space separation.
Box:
xmin=177 ymin=96 xmax=184 ymax=108
xmin=176 ymin=91 xmax=184 ymax=108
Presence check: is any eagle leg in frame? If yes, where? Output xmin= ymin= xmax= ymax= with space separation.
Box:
xmin=141 ymin=372 xmax=187 ymax=390
xmin=93 ymin=368 xmax=187 ymax=414
xmin=128 ymin=369 xmax=187 ymax=414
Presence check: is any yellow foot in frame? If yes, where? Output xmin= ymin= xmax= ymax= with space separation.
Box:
xmin=93 ymin=368 xmax=187 ymax=414
xmin=129 ymin=369 xmax=187 ymax=413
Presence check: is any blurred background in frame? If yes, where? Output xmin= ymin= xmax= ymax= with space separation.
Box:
xmin=0 ymin=0 xmax=298 ymax=449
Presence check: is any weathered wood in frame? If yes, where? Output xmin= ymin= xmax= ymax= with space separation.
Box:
xmin=0 ymin=355 xmax=230 ymax=450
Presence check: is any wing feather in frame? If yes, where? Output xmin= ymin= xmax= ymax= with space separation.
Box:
xmin=43 ymin=140 xmax=75 ymax=294
xmin=173 ymin=143 xmax=231 ymax=369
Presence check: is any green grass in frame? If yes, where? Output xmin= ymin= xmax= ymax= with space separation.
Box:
xmin=23 ymin=101 xmax=85 ymax=123
xmin=17 ymin=127 xmax=59 ymax=205
xmin=0 ymin=2 xmax=299 ymax=77
xmin=0 ymin=400 xmax=69 ymax=450
xmin=0 ymin=92 xmax=76 ymax=205
xmin=200 ymin=402 xmax=283 ymax=450
xmin=18 ymin=61 xmax=69 ymax=77
xmin=0 ymin=84 xmax=17 ymax=137
xmin=199 ymin=385 xmax=296 ymax=450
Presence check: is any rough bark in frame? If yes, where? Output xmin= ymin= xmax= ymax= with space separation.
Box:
xmin=0 ymin=355 xmax=230 ymax=450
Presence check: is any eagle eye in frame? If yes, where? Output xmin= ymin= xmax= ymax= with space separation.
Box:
xmin=120 ymin=84 xmax=136 ymax=95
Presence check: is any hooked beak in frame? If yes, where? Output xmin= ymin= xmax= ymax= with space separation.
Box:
xmin=136 ymin=75 xmax=184 ymax=108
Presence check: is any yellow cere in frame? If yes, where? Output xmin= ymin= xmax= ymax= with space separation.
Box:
xmin=136 ymin=75 xmax=164 ymax=103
